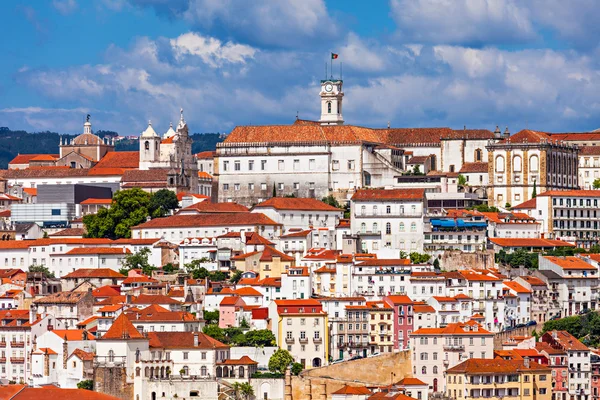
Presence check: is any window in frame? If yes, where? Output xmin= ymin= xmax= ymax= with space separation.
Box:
xmin=278 ymin=160 xmax=284 ymax=171
xmin=332 ymin=160 xmax=340 ymax=170
xmin=234 ymin=184 xmax=240 ymax=191
xmin=495 ymin=156 xmax=505 ymax=172
xmin=201 ymin=366 xmax=207 ymax=376
xmin=410 ymin=222 xmax=416 ymax=232
xmin=261 ymin=183 xmax=267 ymax=190
xmin=348 ymin=160 xmax=355 ymax=170
xmin=327 ymin=102 xmax=332 ymax=113
xmin=223 ymin=183 xmax=229 ymax=190
xmin=234 ymin=161 xmax=241 ymax=171
xmin=278 ymin=183 xmax=284 ymax=190
xmin=248 ymin=183 xmax=254 ymax=190
xmin=475 ymin=149 xmax=482 ymax=162
xmin=223 ymin=161 xmax=229 ymax=171
xmin=386 ymin=223 xmax=391 ymax=234
xmin=399 ymin=222 xmax=405 ymax=231
xmin=309 ymin=159 xmax=316 ymax=170
xmin=261 ymin=160 xmax=267 ymax=170
xmin=144 ymin=141 xmax=150 ymax=150
xmin=183 ymin=352 xmax=189 ymax=360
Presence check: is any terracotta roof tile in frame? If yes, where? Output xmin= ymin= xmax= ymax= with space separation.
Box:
xmin=513 ymin=197 xmax=537 ymax=209
xmin=70 ymin=348 xmax=95 ymax=361
xmin=9 ymin=154 xmax=59 ymax=165
xmin=182 ymin=202 xmax=249 ymax=213
xmin=102 ymin=313 xmax=144 ymax=340
xmin=134 ymin=212 xmax=278 ymax=230
xmin=543 ymin=256 xmax=596 ymax=270
xmin=49 ymin=228 xmax=86 ymax=237
xmin=148 ymin=331 xmax=228 ymax=349
xmin=537 ymin=190 xmax=600 ymax=198
xmin=490 ymin=238 xmax=575 ymax=248
xmin=131 ymin=294 xmax=182 ymax=305
xmin=121 ymin=168 xmax=169 ymax=183
xmin=0 ymin=387 xmax=121 ymax=400
xmin=34 ymin=291 xmax=89 ymax=305
xmin=64 ymin=247 xmax=131 ymax=255
xmin=51 ymin=329 xmax=95 ymax=341
xmin=80 ymin=198 xmax=112 ymax=205
xmin=253 ymin=197 xmax=342 ymax=212
xmin=217 ymin=355 xmax=257 ymax=365
xmin=459 ymin=162 xmax=488 ymax=173
xmin=196 ymin=151 xmax=216 ymax=159
xmin=62 ymin=269 xmax=126 ymax=279
xmin=92 ymin=151 xmax=140 ymax=169
xmin=351 ymin=188 xmax=425 ymax=201
xmin=331 ymin=385 xmax=372 ymax=395
xmin=446 ymin=358 xmax=550 ymax=374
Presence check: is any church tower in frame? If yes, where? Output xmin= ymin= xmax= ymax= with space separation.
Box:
xmin=139 ymin=121 xmax=161 ymax=170
xmin=319 ymin=79 xmax=344 ymax=125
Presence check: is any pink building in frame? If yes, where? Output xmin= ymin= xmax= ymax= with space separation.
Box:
xmin=383 ymin=295 xmax=413 ymax=350
xmin=219 ymin=296 xmax=247 ymax=328
xmin=536 ymin=341 xmax=568 ymax=399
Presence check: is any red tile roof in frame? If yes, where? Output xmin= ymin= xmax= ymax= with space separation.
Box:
xmin=34 ymin=291 xmax=89 ymax=305
xmin=182 ymin=201 xmax=249 ymax=213
xmin=253 ymin=197 xmax=342 ymax=212
xmin=132 ymin=213 xmax=278 ymax=229
xmin=9 ymin=154 xmax=59 ymax=165
xmin=280 ymin=230 xmax=312 ymax=238
xmin=489 ymin=238 xmax=575 ymax=248
xmin=518 ymin=276 xmax=546 ymax=286
xmin=92 ymin=151 xmax=140 ymax=169
xmin=384 ymin=295 xmax=413 ymax=305
xmin=543 ymin=330 xmax=589 ymax=351
xmin=101 ymin=313 xmax=144 ymax=340
xmin=332 ymin=385 xmax=372 ymax=395
xmin=512 ymin=197 xmax=537 ymax=209
xmin=579 ymin=146 xmax=600 ymax=155
xmin=0 ymin=386 xmax=121 ymax=400
xmin=446 ymin=358 xmax=550 ymax=374
xmin=357 ymin=259 xmax=410 ymax=267
xmin=148 ymin=331 xmax=228 ymax=349
xmin=503 ymin=281 xmax=532 ymax=294
xmin=217 ymin=355 xmax=257 ymax=365
xmin=537 ymin=190 xmax=600 ymax=198
xmin=459 ymin=162 xmax=488 ymax=173
xmin=51 ymin=330 xmax=95 ymax=341
xmin=351 ymin=188 xmax=425 ymax=201
xmin=62 ymin=268 xmax=125 ymax=279
xmin=131 ymin=294 xmax=182 ymax=305
xmin=80 ymin=198 xmax=112 ymax=205
xmin=49 ymin=228 xmax=86 ymax=237
xmin=70 ymin=348 xmax=95 ymax=361
xmin=121 ymin=168 xmax=168 ymax=183
xmin=234 ymin=287 xmax=263 ymax=296
xmin=543 ymin=256 xmax=596 ymax=270
xmin=196 ymin=151 xmax=215 ymax=159
xmin=396 ymin=377 xmax=427 ymax=386
xmin=64 ymin=247 xmax=131 ymax=255
xmin=23 ymin=188 xmax=37 ymax=196
xmin=411 ymin=321 xmax=493 ymax=336
xmin=224 ymin=125 xmax=385 ymax=145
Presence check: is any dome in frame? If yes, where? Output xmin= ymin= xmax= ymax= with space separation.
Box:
xmin=73 ymin=133 xmax=103 ymax=145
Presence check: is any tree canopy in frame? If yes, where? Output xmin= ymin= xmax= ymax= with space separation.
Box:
xmin=268 ymin=349 xmax=294 ymax=374
xmin=409 ymin=252 xmax=431 ymax=264
xmin=201 ymin=325 xmax=276 ymax=347
xmin=28 ymin=265 xmax=55 ymax=278
xmin=149 ymin=189 xmax=179 ymax=218
xmin=118 ymin=248 xmax=156 ymax=276
xmin=543 ymin=312 xmax=600 ymax=347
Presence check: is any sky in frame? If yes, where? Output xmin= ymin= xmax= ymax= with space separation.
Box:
xmin=1 ymin=0 xmax=600 ymax=135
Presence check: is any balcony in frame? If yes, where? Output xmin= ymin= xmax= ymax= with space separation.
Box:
xmin=10 ymin=357 xmax=24 ymax=364
xmin=355 ymin=212 xmax=421 ymax=218
xmin=0 ymin=342 xmax=6 ymax=348
xmin=313 ymin=337 xmax=323 ymax=344
xmin=299 ymin=337 xmax=309 ymax=344
xmin=443 ymin=344 xmax=465 ymax=351
xmin=0 ymin=358 xmax=5 ymax=363
xmin=285 ymin=337 xmax=295 ymax=344
xmin=356 ymin=230 xmax=381 ymax=237
xmin=10 ymin=342 xmax=24 ymax=348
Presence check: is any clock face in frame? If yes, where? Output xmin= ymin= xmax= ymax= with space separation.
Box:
xmin=325 ymin=83 xmax=333 ymax=92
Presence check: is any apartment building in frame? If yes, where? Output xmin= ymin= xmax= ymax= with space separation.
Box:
xmin=383 ymin=295 xmax=414 ymax=351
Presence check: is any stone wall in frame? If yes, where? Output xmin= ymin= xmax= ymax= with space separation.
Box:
xmin=94 ymin=366 xmax=134 ymax=400
xmin=493 ymin=326 xmax=538 ymax=350
xmin=439 ymin=250 xmax=495 ymax=271
xmin=287 ymin=351 xmax=412 ymax=400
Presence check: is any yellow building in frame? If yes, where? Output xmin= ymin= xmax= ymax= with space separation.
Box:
xmin=446 ymin=358 xmax=552 ymax=400
xmin=231 ymin=245 xmax=295 ymax=278
xmin=366 ymin=301 xmax=394 ymax=354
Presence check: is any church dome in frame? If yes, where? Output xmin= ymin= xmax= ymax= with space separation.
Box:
xmin=73 ymin=132 xmax=103 ymax=145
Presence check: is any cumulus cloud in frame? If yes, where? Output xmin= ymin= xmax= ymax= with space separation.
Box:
xmin=339 ymin=33 xmax=386 ymax=72
xmin=53 ymin=0 xmax=78 ymax=15
xmin=170 ymin=32 xmax=256 ymax=67
xmin=390 ymin=0 xmax=535 ymax=45
xmin=128 ymin=0 xmax=338 ymax=48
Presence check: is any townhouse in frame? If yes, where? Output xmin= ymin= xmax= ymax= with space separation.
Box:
xmin=383 ymin=295 xmax=414 ymax=351
xmin=410 ymin=321 xmax=494 ymax=393
xmin=317 ymin=296 xmax=368 ymax=360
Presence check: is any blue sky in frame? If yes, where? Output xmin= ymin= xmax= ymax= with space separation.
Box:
xmin=1 ymin=0 xmax=600 ymax=135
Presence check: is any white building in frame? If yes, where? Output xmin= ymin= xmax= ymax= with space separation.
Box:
xmin=251 ymin=197 xmax=343 ymax=232
xmin=350 ymin=188 xmax=426 ymax=256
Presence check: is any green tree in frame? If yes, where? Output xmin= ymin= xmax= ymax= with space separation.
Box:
xmin=28 ymin=265 xmax=55 ymax=278
xmin=209 ymin=271 xmax=228 ymax=282
xmin=203 ymin=325 xmax=226 ymax=343
xmin=244 ymin=329 xmax=276 ymax=347
xmin=240 ymin=318 xmax=250 ymax=329
xmin=594 ymin=178 xmax=600 ymax=189
xmin=458 ymin=174 xmax=467 ymax=185
xmin=321 ymin=195 xmax=342 ymax=209
xmin=433 ymin=259 xmax=440 ymax=269
xmin=468 ymin=204 xmax=500 ymax=212
xmin=119 ymin=248 xmax=156 ymax=276
xmin=185 ymin=259 xmax=211 ymax=279
xmin=399 ymin=250 xmax=408 ymax=260
xmin=77 ymin=380 xmax=93 ymax=390
xmin=203 ymin=310 xmax=219 ymax=325
xmin=412 ymin=165 xmax=423 ymax=175
xmin=162 ymin=263 xmax=176 ymax=273
xmin=268 ymin=349 xmax=294 ymax=374
xmin=230 ymin=270 xmax=243 ymax=284
xmin=505 ymin=202 xmax=512 ymax=209
xmin=272 ymin=183 xmax=276 ymax=197
xmin=232 ymin=382 xmax=254 ymax=400
xmin=150 ymin=189 xmax=179 ymax=218
xmin=532 ymin=180 xmax=537 ymax=198
xmin=84 ymin=188 xmax=152 ymax=239
xmin=291 ymin=362 xmax=304 ymax=376
xmin=409 ymin=252 xmax=430 ymax=264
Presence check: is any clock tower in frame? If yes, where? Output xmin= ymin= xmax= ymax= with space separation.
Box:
xmin=319 ymin=79 xmax=344 ymax=125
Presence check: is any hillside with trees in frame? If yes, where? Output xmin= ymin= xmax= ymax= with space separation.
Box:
xmin=0 ymin=127 xmax=224 ymax=168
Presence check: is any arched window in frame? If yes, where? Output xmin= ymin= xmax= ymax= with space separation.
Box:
xmin=422 ymin=366 xmax=427 ymax=374
xmin=433 ymin=366 xmax=438 ymax=374
xmin=399 ymin=222 xmax=405 ymax=232
xmin=327 ymin=102 xmax=332 ymax=114
xmin=361 ymin=205 xmax=366 ymax=215
xmin=529 ymin=155 xmax=539 ymax=172
xmin=201 ymin=366 xmax=207 ymax=376
xmin=475 ymin=149 xmax=482 ymax=162
xmin=360 ymin=223 xmax=366 ymax=233
xmin=136 ymin=367 xmax=141 ymax=377
xmin=410 ymin=222 xmax=416 ymax=232
xmin=144 ymin=141 xmax=150 ymax=151
xmin=495 ymin=156 xmax=505 ymax=173
xmin=239 ymin=366 xmax=245 ymax=378
xmin=373 ymin=223 xmax=378 ymax=233
xmin=145 ymin=367 xmax=150 ymax=377
xmin=386 ymin=205 xmax=391 ymax=214
xmin=513 ymin=155 xmax=522 ymax=172
xmin=182 ymin=366 xmax=189 ymax=376
xmin=386 ymin=222 xmax=391 ymax=234
xmin=373 ymin=205 xmax=378 ymax=215
xmin=108 ymin=350 xmax=114 ymax=363
xmin=135 ymin=348 xmax=140 ymax=363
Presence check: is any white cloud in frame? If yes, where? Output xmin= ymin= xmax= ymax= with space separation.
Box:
xmin=390 ymin=0 xmax=535 ymax=45
xmin=53 ymin=0 xmax=78 ymax=15
xmin=339 ymin=33 xmax=386 ymax=72
xmin=170 ymin=32 xmax=256 ymax=67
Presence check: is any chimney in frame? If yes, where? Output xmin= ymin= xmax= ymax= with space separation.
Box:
xmin=523 ymin=356 xmax=530 ymax=369
xmin=503 ymin=126 xmax=510 ymax=138
xmin=44 ymin=350 xmax=50 ymax=377
xmin=126 ymin=294 xmax=132 ymax=305
xmin=193 ymin=332 xmax=199 ymax=347
xmin=62 ymin=335 xmax=68 ymax=369
xmin=29 ymin=304 xmax=37 ymax=324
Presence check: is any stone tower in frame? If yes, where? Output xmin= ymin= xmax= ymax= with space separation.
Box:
xmin=319 ymin=79 xmax=344 ymax=125
xmin=139 ymin=121 xmax=161 ymax=170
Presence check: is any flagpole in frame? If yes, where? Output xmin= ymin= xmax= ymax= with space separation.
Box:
xmin=330 ymin=52 xmax=332 ymax=80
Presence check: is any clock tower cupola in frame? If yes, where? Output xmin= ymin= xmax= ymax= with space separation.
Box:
xmin=319 ymin=79 xmax=344 ymax=125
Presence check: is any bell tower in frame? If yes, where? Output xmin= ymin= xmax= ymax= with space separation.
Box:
xmin=139 ymin=121 xmax=161 ymax=170
xmin=319 ymin=79 xmax=344 ymax=125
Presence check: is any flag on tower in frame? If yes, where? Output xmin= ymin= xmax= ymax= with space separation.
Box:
xmin=331 ymin=53 xmax=339 ymax=59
